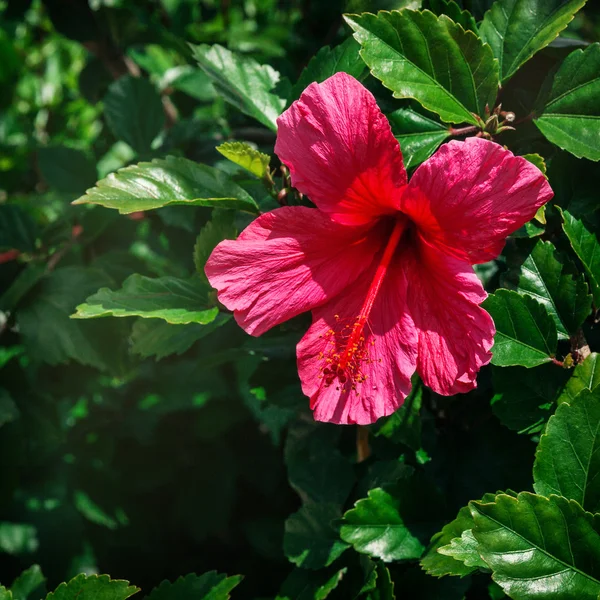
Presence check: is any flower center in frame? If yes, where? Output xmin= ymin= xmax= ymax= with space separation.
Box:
xmin=320 ymin=217 xmax=408 ymax=391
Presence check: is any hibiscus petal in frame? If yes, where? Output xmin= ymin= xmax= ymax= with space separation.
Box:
xmin=404 ymin=235 xmax=494 ymax=395
xmin=297 ymin=259 xmax=418 ymax=425
xmin=402 ymin=138 xmax=553 ymax=264
xmin=205 ymin=206 xmax=383 ymax=336
xmin=275 ymin=72 xmax=407 ymax=226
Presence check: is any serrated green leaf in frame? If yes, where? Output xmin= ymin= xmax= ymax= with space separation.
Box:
xmin=130 ymin=315 xmax=230 ymax=361
xmin=340 ymin=488 xmax=425 ymax=562
xmin=504 ymin=239 xmax=592 ymax=338
xmin=276 ymin=567 xmax=347 ymax=600
xmin=491 ymin=364 xmax=570 ymax=434
xmin=0 ymin=205 xmax=37 ymax=252
xmin=471 ymin=492 xmax=600 ymax=600
xmin=346 ymin=10 xmax=498 ymax=124
xmin=533 ymin=389 xmax=600 ymax=512
xmin=73 ymin=275 xmax=218 ymax=325
xmin=558 ymin=352 xmax=600 ymax=404
xmin=560 ymin=208 xmax=600 ymax=305
xmin=0 ymin=588 xmax=12 ymax=600
xmin=10 ymin=565 xmax=46 ymax=600
xmin=145 ymin=572 xmax=242 ymax=600
xmin=483 ymin=289 xmax=558 ymax=367
xmin=37 ymin=146 xmax=97 ymax=194
xmin=359 ymin=561 xmax=395 ymax=600
xmin=283 ymin=503 xmax=349 ymax=569
xmin=216 ymin=142 xmax=270 ymax=179
xmin=103 ymin=76 xmax=164 ymax=153
xmin=73 ymin=157 xmax=258 ymax=214
xmin=438 ymin=530 xmax=487 ymax=570
xmin=388 ymin=107 xmax=450 ymax=169
xmin=522 ymin=153 xmax=547 ymax=175
xmin=194 ymin=210 xmax=237 ymax=279
xmin=191 ymin=44 xmax=285 ymax=131
xmin=479 ymin=0 xmax=587 ymax=82
xmin=428 ymin=0 xmax=478 ymax=32
xmin=534 ymin=43 xmax=600 ymax=161
xmin=288 ymin=37 xmax=366 ymax=103
xmin=46 ymin=574 xmax=139 ymax=600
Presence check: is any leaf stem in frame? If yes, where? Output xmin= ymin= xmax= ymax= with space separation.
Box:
xmin=449 ymin=125 xmax=480 ymax=136
xmin=356 ymin=427 xmax=371 ymax=463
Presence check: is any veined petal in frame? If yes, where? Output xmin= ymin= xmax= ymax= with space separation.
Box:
xmin=402 ymin=138 xmax=553 ymax=264
xmin=275 ymin=72 xmax=407 ymax=226
xmin=205 ymin=206 xmax=383 ymax=336
xmin=405 ymin=235 xmax=494 ymax=395
xmin=297 ymin=259 xmax=418 ymax=425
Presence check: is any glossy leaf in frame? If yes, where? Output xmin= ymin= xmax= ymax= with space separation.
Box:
xmin=103 ymin=76 xmax=165 ymax=153
xmin=73 ymin=157 xmax=258 ymax=214
xmin=73 ymin=275 xmax=219 ymax=325
xmin=504 ymin=239 xmax=592 ymax=338
xmin=535 ymin=43 xmax=600 ymax=161
xmin=428 ymin=0 xmax=478 ymax=32
xmin=216 ymin=142 xmax=270 ymax=179
xmin=437 ymin=530 xmax=487 ymax=570
xmin=561 ymin=208 xmax=600 ymax=305
xmin=387 ymin=108 xmax=450 ymax=169
xmin=346 ymin=10 xmax=498 ymax=124
xmin=283 ymin=503 xmax=349 ymax=569
xmin=340 ymin=488 xmax=425 ymax=562
xmin=533 ymin=389 xmax=600 ymax=512
xmin=191 ymin=44 xmax=285 ymax=131
xmin=479 ymin=0 xmax=587 ymax=82
xmin=288 ymin=37 xmax=366 ymax=103
xmin=145 ymin=572 xmax=242 ymax=600
xmin=46 ymin=574 xmax=139 ymax=600
xmin=558 ymin=352 xmax=600 ymax=404
xmin=483 ymin=289 xmax=558 ymax=367
xmin=471 ymin=492 xmax=600 ymax=600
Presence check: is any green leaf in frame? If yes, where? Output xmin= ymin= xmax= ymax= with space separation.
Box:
xmin=130 ymin=316 xmax=230 ymax=360
xmin=0 ymin=265 xmax=46 ymax=312
xmin=359 ymin=561 xmax=395 ymax=600
xmin=346 ymin=10 xmax=498 ymax=124
xmin=276 ymin=567 xmax=347 ymax=600
xmin=395 ymin=566 xmax=471 ymax=599
xmin=560 ymin=208 xmax=600 ymax=305
xmin=288 ymin=37 xmax=366 ymax=103
xmin=216 ymin=142 xmax=270 ymax=179
xmin=471 ymin=492 xmax=600 ymax=600
xmin=46 ymin=574 xmax=139 ymax=600
xmin=504 ymin=239 xmax=592 ymax=338
xmin=0 ymin=389 xmax=19 ymax=428
xmin=284 ymin=503 xmax=349 ymax=569
xmin=73 ymin=157 xmax=258 ymax=214
xmin=558 ymin=352 xmax=600 ymax=404
xmin=534 ymin=43 xmax=600 ymax=161
xmin=191 ymin=44 xmax=285 ymax=131
xmin=522 ymin=153 xmax=547 ymax=175
xmin=0 ymin=588 xmax=12 ymax=600
xmin=491 ymin=364 xmax=570 ymax=434
xmin=533 ymin=389 xmax=600 ymax=512
xmin=194 ymin=210 xmax=237 ymax=279
xmin=0 ymin=523 xmax=38 ymax=556
xmin=103 ymin=76 xmax=165 ymax=153
xmin=37 ymin=146 xmax=97 ymax=194
xmin=479 ymin=0 xmax=586 ymax=82
xmin=73 ymin=275 xmax=219 ymax=325
xmin=428 ymin=0 xmax=478 ymax=32
xmin=438 ymin=530 xmax=487 ymax=570
xmin=74 ymin=490 xmax=125 ymax=530
xmin=0 ymin=205 xmax=37 ymax=252
xmin=145 ymin=572 xmax=242 ymax=600
xmin=483 ymin=289 xmax=558 ymax=367
xmin=340 ymin=488 xmax=425 ymax=562
xmin=388 ymin=107 xmax=450 ymax=169
xmin=10 ymin=565 xmax=46 ymax=600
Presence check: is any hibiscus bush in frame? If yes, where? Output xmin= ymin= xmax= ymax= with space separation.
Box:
xmin=2 ymin=0 xmax=600 ymax=598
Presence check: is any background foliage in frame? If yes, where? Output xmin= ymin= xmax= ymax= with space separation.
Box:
xmin=1 ymin=0 xmax=600 ymax=598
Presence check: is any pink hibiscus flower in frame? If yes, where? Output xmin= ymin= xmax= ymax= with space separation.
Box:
xmin=206 ymin=72 xmax=552 ymax=425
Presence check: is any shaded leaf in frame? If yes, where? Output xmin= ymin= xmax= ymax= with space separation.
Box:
xmin=346 ymin=10 xmax=498 ymax=124
xmin=0 ymin=265 xmax=46 ymax=312
xmin=194 ymin=210 xmax=237 ymax=279
xmin=0 ymin=389 xmax=19 ymax=428
xmin=479 ymin=0 xmax=586 ymax=82
xmin=216 ymin=142 xmax=270 ymax=179
xmin=388 ymin=108 xmax=450 ymax=169
xmin=73 ymin=157 xmax=258 ymax=214
xmin=0 ymin=205 xmax=37 ymax=252
xmin=471 ymin=492 xmax=600 ymax=600
xmin=534 ymin=43 xmax=600 ymax=161
xmin=46 ymin=574 xmax=139 ymax=600
xmin=10 ymin=565 xmax=46 ymax=600
xmin=533 ymin=389 xmax=600 ymax=512
xmin=483 ymin=289 xmax=558 ymax=367
xmin=191 ymin=44 xmax=285 ymax=131
xmin=276 ymin=567 xmax=347 ymax=600
xmin=0 ymin=523 xmax=38 ymax=556
xmin=37 ymin=146 xmax=97 ymax=194
xmin=73 ymin=275 xmax=219 ymax=325
xmin=558 ymin=352 xmax=600 ymax=404
xmin=145 ymin=572 xmax=242 ymax=600
xmin=104 ymin=76 xmax=165 ymax=153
